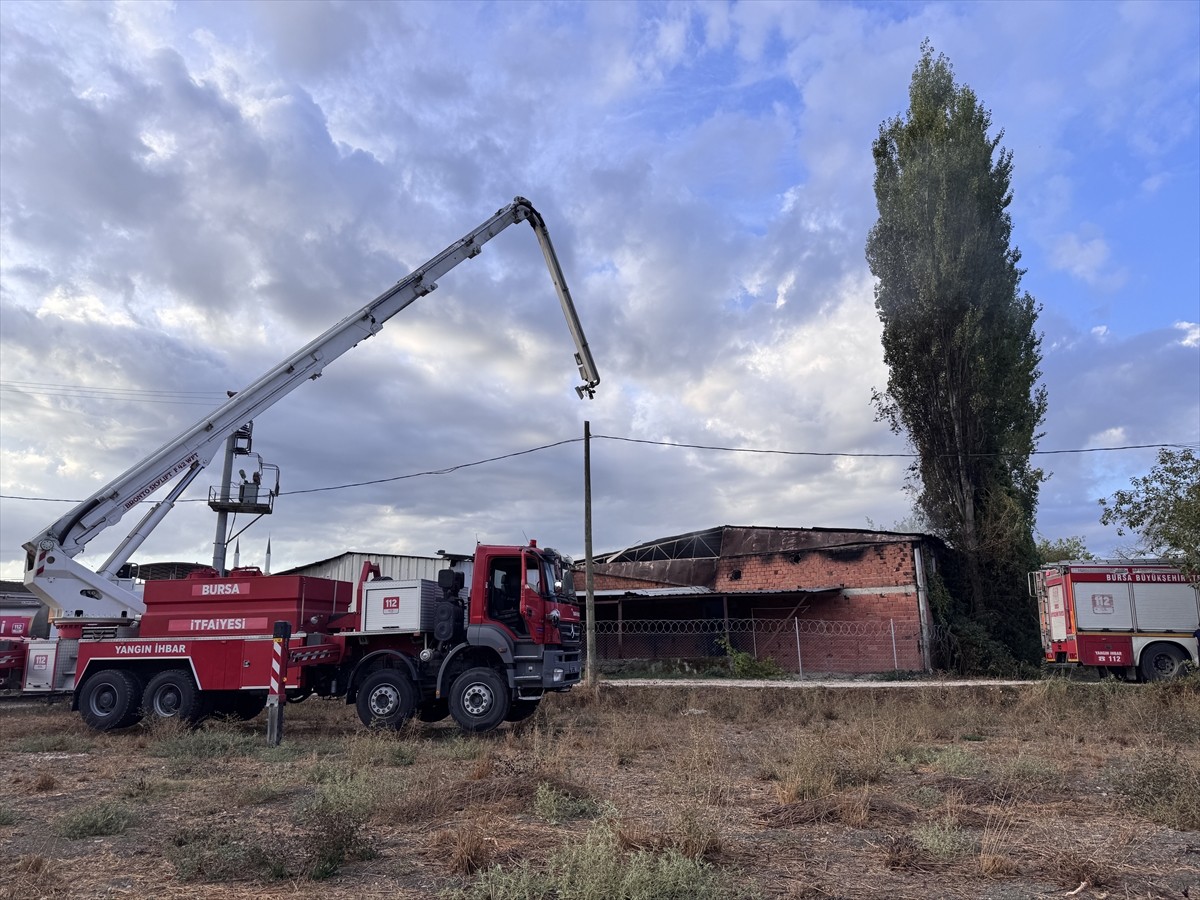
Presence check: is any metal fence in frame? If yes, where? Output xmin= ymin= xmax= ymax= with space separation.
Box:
xmin=592 ymin=616 xmax=923 ymax=675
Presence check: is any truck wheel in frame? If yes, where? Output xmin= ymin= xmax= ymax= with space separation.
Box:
xmin=505 ymin=699 xmax=541 ymax=722
xmin=1139 ymin=643 xmax=1188 ymax=682
xmin=417 ymin=699 xmax=450 ymax=722
xmin=356 ymin=670 xmax=416 ymax=729
xmin=449 ymin=667 xmax=510 ymax=733
xmin=144 ymin=669 xmax=206 ymax=723
xmin=79 ymin=669 xmax=144 ymax=731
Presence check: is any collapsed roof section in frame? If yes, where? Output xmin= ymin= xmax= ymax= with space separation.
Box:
xmin=594 ymin=524 xmax=935 ymax=590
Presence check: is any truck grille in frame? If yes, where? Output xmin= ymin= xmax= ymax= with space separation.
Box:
xmin=559 ymin=622 xmax=581 ymax=644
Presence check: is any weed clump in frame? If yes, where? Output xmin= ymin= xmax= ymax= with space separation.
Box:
xmin=1113 ymin=750 xmax=1200 ymax=830
xmin=294 ymin=774 xmax=378 ymax=879
xmin=444 ymin=823 xmax=742 ymax=900
xmin=168 ymin=824 xmax=286 ymax=882
xmin=57 ymin=801 xmax=134 ymax=838
xmin=533 ymin=781 xmax=601 ymax=823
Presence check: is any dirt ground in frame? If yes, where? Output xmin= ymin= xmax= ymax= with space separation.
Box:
xmin=2 ymin=679 xmax=1198 ymax=899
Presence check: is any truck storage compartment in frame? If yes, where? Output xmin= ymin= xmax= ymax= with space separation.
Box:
xmin=138 ymin=575 xmax=352 ymax=638
xmin=361 ymin=579 xmax=439 ymax=633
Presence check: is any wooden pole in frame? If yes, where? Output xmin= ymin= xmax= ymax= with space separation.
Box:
xmin=584 ymin=420 xmax=597 ymax=686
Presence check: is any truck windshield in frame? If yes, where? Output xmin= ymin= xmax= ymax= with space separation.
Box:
xmin=542 ymin=550 xmax=577 ymax=604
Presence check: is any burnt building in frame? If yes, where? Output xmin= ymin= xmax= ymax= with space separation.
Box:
xmin=582 ymin=525 xmax=941 ymax=674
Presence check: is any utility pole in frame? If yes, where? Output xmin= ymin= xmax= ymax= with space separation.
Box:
xmin=211 ymin=432 xmax=238 ymax=575
xmin=584 ymin=420 xmax=597 ymax=686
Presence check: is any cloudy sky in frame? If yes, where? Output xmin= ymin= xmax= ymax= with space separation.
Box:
xmin=1 ymin=0 xmax=1197 ymax=581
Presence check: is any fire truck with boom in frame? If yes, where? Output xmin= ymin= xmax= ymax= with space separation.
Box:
xmin=12 ymin=197 xmax=599 ymax=734
xmin=1031 ymin=560 xmax=1198 ymax=681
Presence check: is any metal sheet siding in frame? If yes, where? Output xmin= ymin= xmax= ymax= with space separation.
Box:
xmin=1132 ymin=583 xmax=1200 ymax=631
xmin=286 ymin=554 xmax=442 ymax=584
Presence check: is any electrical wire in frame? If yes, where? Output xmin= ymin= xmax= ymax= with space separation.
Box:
xmin=0 ymin=437 xmax=1193 ymax=504
xmin=0 ymin=380 xmax=228 ymax=408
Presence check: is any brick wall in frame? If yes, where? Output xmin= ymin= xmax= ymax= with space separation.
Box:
xmin=714 ymin=542 xmax=916 ymax=592
xmin=721 ymin=543 xmax=926 ymax=672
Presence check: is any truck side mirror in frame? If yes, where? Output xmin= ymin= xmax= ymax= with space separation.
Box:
xmin=438 ymin=569 xmax=465 ymax=592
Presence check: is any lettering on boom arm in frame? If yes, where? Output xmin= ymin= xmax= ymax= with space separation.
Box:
xmin=121 ymin=453 xmax=201 ymax=511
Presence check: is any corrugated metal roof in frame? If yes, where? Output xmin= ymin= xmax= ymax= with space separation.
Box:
xmin=594 ymin=586 xmax=714 ymax=598
xmin=281 ymin=552 xmax=442 ymax=583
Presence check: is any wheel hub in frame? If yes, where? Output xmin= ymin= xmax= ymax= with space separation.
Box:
xmin=370 ymin=685 xmax=399 ymax=717
xmin=92 ymin=687 xmax=117 ymax=714
xmin=461 ymin=682 xmax=493 ymax=716
xmin=155 ymin=688 xmax=181 ymax=716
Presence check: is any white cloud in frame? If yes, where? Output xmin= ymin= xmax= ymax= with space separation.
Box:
xmin=1049 ymin=230 xmax=1128 ymax=291
xmin=0 ymin=0 xmax=1196 ymax=579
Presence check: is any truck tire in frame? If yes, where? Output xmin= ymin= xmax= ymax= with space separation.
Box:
xmin=1139 ymin=642 xmax=1189 ymax=682
xmin=505 ymin=699 xmax=541 ymax=722
xmin=356 ymin=669 xmax=416 ymax=729
xmin=79 ymin=669 xmax=144 ymax=731
xmin=417 ymin=699 xmax=450 ymax=722
xmin=144 ymin=669 xmax=206 ymax=723
xmin=449 ymin=667 xmax=510 ymax=733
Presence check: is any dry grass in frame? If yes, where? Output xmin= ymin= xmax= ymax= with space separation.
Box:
xmin=0 ymin=678 xmax=1198 ymax=899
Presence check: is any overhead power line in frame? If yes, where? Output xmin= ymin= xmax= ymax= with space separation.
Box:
xmin=0 ymin=437 xmax=1194 ymax=505
xmin=0 ymin=380 xmax=228 ymax=407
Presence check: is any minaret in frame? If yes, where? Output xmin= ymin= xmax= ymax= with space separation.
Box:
xmin=265 ymin=537 xmax=272 ymax=576
xmin=233 ymin=539 xmax=240 ymax=569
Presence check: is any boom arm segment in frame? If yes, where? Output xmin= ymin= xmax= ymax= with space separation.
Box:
xmin=24 ymin=197 xmax=600 ymax=619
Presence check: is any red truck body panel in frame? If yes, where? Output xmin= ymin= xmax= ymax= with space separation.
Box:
xmin=139 ymin=573 xmax=352 ymax=639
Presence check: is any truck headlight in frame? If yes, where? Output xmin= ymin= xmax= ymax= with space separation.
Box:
xmin=552 ymin=668 xmax=564 ymax=683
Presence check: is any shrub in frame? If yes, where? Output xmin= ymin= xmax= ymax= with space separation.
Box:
xmin=168 ymin=824 xmax=287 ymax=882
xmin=0 ymin=804 xmax=15 ymax=826
xmin=715 ymin=637 xmax=787 ymax=680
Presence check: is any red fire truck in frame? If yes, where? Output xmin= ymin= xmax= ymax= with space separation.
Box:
xmin=35 ymin=543 xmax=582 ymax=733
xmin=1031 ymin=561 xmax=1199 ymax=681
xmin=15 ymin=197 xmax=599 ymax=734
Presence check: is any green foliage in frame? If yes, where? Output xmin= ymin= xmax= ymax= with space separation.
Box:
xmin=911 ymin=820 xmax=976 ymax=858
xmin=1100 ymin=447 xmax=1200 ymax=581
xmin=1113 ymin=750 xmax=1200 ymax=831
xmin=865 ymin=40 xmax=1046 ymax=660
xmin=714 ymin=637 xmax=787 ymax=679
xmin=57 ymin=801 xmax=134 ymax=838
xmin=294 ymin=774 xmax=377 ymax=879
xmin=149 ymin=722 xmax=260 ymax=764
xmin=169 ymin=824 xmax=287 ymax=882
xmin=14 ymin=733 xmax=94 ymax=754
xmin=0 ymin=804 xmax=15 ymax=826
xmin=533 ymin=782 xmax=601 ymax=824
xmin=444 ymin=823 xmax=746 ymax=900
xmin=1035 ymin=535 xmax=1094 ymax=564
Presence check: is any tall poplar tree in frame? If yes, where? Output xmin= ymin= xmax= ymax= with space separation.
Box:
xmin=866 ymin=43 xmax=1047 ymax=661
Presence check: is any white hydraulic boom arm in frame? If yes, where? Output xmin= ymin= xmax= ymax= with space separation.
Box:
xmin=24 ymin=197 xmax=600 ymax=621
